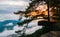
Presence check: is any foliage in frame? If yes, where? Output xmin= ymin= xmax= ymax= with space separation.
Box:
xmin=16 ymin=0 xmax=60 ymax=37
xmin=17 ymin=19 xmax=33 ymax=26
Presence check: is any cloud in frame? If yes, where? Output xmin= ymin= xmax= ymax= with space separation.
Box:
xmin=0 ymin=0 xmax=30 ymax=14
xmin=5 ymin=23 xmax=13 ymax=26
xmin=0 ymin=29 xmax=15 ymax=36
xmin=0 ymin=14 xmax=19 ymax=20
xmin=0 ymin=1 xmax=29 ymax=6
xmin=0 ymin=19 xmax=43 ymax=37
xmin=0 ymin=6 xmax=27 ymax=13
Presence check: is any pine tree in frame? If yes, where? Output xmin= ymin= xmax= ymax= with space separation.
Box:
xmin=15 ymin=0 xmax=60 ymax=37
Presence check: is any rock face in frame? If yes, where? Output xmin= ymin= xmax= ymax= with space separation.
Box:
xmin=41 ymin=31 xmax=60 ymax=37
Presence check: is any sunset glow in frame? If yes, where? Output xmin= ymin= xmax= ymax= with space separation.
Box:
xmin=26 ymin=4 xmax=53 ymax=18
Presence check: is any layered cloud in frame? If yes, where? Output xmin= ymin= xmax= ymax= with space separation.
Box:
xmin=0 ymin=14 xmax=19 ymax=21
xmin=0 ymin=20 xmax=43 ymax=37
xmin=0 ymin=1 xmax=29 ymax=6
xmin=0 ymin=0 xmax=30 ymax=14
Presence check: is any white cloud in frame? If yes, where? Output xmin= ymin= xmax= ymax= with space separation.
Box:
xmin=14 ymin=25 xmax=24 ymax=31
xmin=0 ymin=1 xmax=29 ymax=6
xmin=0 ymin=19 xmax=44 ymax=37
xmin=0 ymin=26 xmax=42 ymax=36
xmin=14 ymin=19 xmax=43 ymax=35
xmin=0 ymin=14 xmax=19 ymax=20
xmin=0 ymin=0 xmax=30 ymax=13
xmin=0 ymin=29 xmax=15 ymax=36
xmin=5 ymin=23 xmax=13 ymax=26
xmin=0 ymin=1 xmax=29 ymax=11
xmin=0 ymin=0 xmax=30 ymax=1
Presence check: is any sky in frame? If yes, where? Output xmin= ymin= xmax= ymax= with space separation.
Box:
xmin=0 ymin=0 xmax=30 ymax=14
xmin=0 ymin=14 xmax=19 ymax=21
xmin=0 ymin=0 xmax=44 ymax=37
xmin=0 ymin=20 xmax=43 ymax=37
